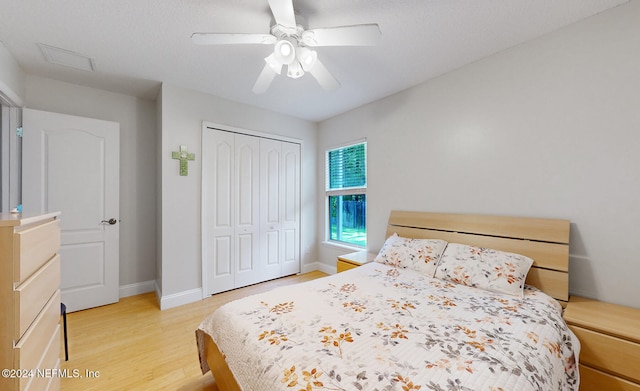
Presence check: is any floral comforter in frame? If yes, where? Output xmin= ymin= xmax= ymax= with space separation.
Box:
xmin=196 ymin=262 xmax=579 ymax=391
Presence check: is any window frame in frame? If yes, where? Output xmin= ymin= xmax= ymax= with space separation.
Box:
xmin=325 ymin=140 xmax=367 ymax=248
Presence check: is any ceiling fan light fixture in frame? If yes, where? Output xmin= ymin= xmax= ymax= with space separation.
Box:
xmin=264 ymin=53 xmax=283 ymax=74
xmin=279 ymin=41 xmax=292 ymax=56
xmin=192 ymin=0 xmax=382 ymax=92
xmin=296 ymin=47 xmax=317 ymax=71
xmin=274 ymin=39 xmax=296 ymax=64
xmin=287 ymin=60 xmax=304 ymax=79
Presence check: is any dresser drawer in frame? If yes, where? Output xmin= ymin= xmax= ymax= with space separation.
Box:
xmin=579 ymin=364 xmax=640 ymax=391
xmin=14 ymin=255 xmax=60 ymax=340
xmin=22 ymin=324 xmax=60 ymax=391
xmin=15 ymin=290 xmax=60 ymax=384
xmin=570 ymin=325 xmax=640 ymax=383
xmin=45 ymin=374 xmax=60 ymax=391
xmin=13 ymin=220 xmax=60 ymax=284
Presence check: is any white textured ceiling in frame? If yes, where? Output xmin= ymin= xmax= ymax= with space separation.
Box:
xmin=0 ymin=0 xmax=627 ymax=121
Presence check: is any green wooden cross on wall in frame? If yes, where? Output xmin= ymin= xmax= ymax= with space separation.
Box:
xmin=172 ymin=145 xmax=195 ymax=176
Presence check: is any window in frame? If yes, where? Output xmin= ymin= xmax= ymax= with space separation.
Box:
xmin=326 ymin=141 xmax=366 ymax=247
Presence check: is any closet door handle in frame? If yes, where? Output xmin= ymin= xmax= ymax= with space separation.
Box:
xmin=101 ymin=218 xmax=118 ymax=225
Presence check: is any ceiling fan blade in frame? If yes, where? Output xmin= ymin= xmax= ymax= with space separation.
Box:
xmin=302 ymin=24 xmax=381 ymax=46
xmin=252 ymin=63 xmax=279 ymax=94
xmin=191 ymin=33 xmax=276 ymax=45
xmin=309 ymin=59 xmax=340 ymax=91
xmin=268 ymin=0 xmax=297 ymax=29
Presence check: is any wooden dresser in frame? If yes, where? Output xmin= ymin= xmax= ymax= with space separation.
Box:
xmin=0 ymin=212 xmax=61 ymax=391
xmin=336 ymin=250 xmax=376 ymax=272
xmin=564 ymin=296 xmax=640 ymax=391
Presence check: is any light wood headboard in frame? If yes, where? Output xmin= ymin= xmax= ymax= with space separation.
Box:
xmin=385 ymin=211 xmax=570 ymax=305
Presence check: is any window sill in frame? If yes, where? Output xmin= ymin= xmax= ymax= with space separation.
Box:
xmin=321 ymin=241 xmax=366 ymax=252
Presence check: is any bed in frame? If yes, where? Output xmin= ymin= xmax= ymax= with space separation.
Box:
xmin=196 ymin=211 xmax=579 ymax=391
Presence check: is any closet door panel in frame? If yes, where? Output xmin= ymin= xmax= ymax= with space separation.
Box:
xmin=204 ymin=130 xmax=235 ymax=294
xmin=215 ymin=142 xmax=233 ymax=228
xmin=282 ymin=142 xmax=300 ymax=275
xmin=237 ymin=234 xmax=253 ymax=271
xmin=237 ymin=142 xmax=257 ymax=227
xmin=283 ymin=148 xmax=297 ymax=222
xmin=234 ymin=135 xmax=261 ymax=288
xmin=284 ymin=229 xmax=296 ymax=263
xmin=260 ymin=139 xmax=283 ymax=280
xmin=214 ymin=236 xmax=232 ymax=275
xmin=265 ymin=148 xmax=280 ymax=224
xmin=266 ymin=231 xmax=279 ymax=266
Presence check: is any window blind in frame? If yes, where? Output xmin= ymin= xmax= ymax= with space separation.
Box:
xmin=327 ymin=142 xmax=366 ymax=190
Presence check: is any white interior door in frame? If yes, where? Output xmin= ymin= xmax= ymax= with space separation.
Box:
xmin=22 ymin=108 xmax=120 ymax=312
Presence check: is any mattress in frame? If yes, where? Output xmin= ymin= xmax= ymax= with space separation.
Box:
xmin=197 ymin=262 xmax=580 ymax=391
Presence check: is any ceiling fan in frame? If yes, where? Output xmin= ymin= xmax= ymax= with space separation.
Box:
xmin=191 ymin=0 xmax=381 ymax=93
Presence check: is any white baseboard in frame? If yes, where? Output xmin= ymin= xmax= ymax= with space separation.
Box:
xmin=300 ymin=262 xmax=317 ymax=274
xmin=119 ymin=280 xmax=156 ymax=298
xmin=301 ymin=262 xmax=336 ymax=275
xmin=151 ymin=262 xmax=336 ymax=311
xmin=159 ymin=287 xmax=202 ymax=310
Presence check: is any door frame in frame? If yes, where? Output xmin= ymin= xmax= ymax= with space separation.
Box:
xmin=0 ymin=106 xmax=21 ymax=213
xmin=201 ymin=121 xmax=302 ymax=298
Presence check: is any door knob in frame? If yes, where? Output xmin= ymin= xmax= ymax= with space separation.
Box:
xmin=101 ymin=218 xmax=117 ymax=225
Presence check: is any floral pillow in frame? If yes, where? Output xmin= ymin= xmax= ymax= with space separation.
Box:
xmin=374 ymin=233 xmax=448 ymax=276
xmin=433 ymin=243 xmax=534 ymax=297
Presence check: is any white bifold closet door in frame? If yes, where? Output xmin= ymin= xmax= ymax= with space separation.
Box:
xmin=203 ymin=128 xmax=300 ymax=296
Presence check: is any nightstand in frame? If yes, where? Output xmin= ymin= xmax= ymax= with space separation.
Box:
xmin=563 ymin=296 xmax=640 ymax=391
xmin=336 ymin=251 xmax=376 ymax=273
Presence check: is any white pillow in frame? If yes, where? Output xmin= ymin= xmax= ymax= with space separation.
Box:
xmin=434 ymin=243 xmax=534 ymax=297
xmin=374 ymin=233 xmax=447 ymax=276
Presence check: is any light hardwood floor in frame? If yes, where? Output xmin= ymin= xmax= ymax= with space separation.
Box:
xmin=59 ymin=271 xmax=327 ymax=391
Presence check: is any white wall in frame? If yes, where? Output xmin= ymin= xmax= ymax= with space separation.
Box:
xmin=318 ymin=1 xmax=640 ymax=308
xmin=155 ymin=88 xmax=164 ymax=294
xmin=0 ymin=42 xmax=25 ymax=106
xmin=24 ymin=76 xmax=158 ymax=296
xmin=159 ymin=83 xmax=317 ymax=308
